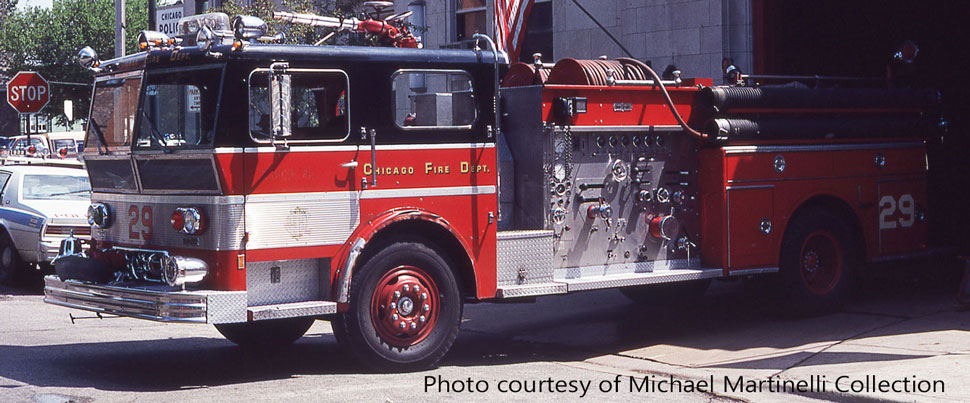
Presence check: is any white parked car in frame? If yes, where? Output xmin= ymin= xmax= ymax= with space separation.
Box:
xmin=0 ymin=165 xmax=91 ymax=283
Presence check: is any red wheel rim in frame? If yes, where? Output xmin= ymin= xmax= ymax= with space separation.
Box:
xmin=370 ymin=265 xmax=440 ymax=348
xmin=799 ymin=230 xmax=844 ymax=295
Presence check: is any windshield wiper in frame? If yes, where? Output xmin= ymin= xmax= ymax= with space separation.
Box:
xmin=141 ymin=110 xmax=173 ymax=153
xmin=88 ymin=117 xmax=109 ymax=155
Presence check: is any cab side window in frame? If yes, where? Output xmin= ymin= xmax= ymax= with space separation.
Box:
xmin=392 ymin=70 xmax=476 ymax=129
xmin=249 ymin=69 xmax=350 ymax=142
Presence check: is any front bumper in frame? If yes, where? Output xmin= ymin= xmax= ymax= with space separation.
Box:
xmin=43 ymin=275 xmax=247 ymax=324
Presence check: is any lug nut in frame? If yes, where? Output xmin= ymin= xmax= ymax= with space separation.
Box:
xmin=391 ymin=313 xmax=399 ymax=321
xmin=410 ymin=323 xmax=417 ymax=329
xmin=399 ymin=322 xmax=406 ymax=329
xmin=394 ymin=291 xmax=401 ymax=298
xmin=421 ymin=292 xmax=427 ymax=300
xmin=413 ymin=285 xmax=420 ymax=292
xmin=423 ymin=304 xmax=430 ymax=312
xmin=390 ymin=302 xmax=396 ymax=309
xmin=419 ymin=315 xmax=426 ymax=323
xmin=403 ymin=284 xmax=410 ymax=292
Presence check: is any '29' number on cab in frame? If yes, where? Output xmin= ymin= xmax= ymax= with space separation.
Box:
xmin=879 ymin=194 xmax=915 ymax=230
xmin=128 ymin=205 xmax=153 ymax=240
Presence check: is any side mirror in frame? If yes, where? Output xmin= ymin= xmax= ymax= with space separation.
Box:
xmin=77 ymin=46 xmax=100 ymax=71
xmin=269 ymin=62 xmax=292 ymax=139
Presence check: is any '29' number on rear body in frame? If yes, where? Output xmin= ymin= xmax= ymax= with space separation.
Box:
xmin=879 ymin=194 xmax=915 ymax=230
xmin=128 ymin=205 xmax=153 ymax=240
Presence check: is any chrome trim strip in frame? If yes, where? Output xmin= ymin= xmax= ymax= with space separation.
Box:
xmin=232 ymin=143 xmax=495 ymax=154
xmin=722 ymin=142 xmax=924 ymax=154
xmin=245 ymin=191 xmax=357 ymax=202
xmin=360 ymin=185 xmax=496 ymax=199
xmin=728 ymin=267 xmax=779 ymax=276
xmin=337 ymin=237 xmax=366 ymax=303
xmin=725 ymin=184 xmax=775 ymax=190
xmin=92 ymin=192 xmax=245 ymax=204
xmin=558 ymin=268 xmax=723 ymax=292
xmin=565 ymin=125 xmax=683 ymax=133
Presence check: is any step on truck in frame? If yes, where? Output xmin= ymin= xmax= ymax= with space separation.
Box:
xmin=45 ymin=12 xmax=942 ymax=370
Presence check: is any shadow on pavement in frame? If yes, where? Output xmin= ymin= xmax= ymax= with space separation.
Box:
xmin=0 ymin=262 xmax=964 ymax=392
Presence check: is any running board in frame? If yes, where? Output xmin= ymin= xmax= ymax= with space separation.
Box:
xmin=495 ymin=283 xmax=567 ymax=298
xmin=560 ymin=268 xmax=724 ymax=292
xmin=247 ymin=300 xmax=337 ymax=321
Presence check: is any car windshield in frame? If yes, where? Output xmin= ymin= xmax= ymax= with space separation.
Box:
xmin=136 ymin=66 xmax=223 ymax=149
xmin=22 ymin=174 xmax=91 ymax=200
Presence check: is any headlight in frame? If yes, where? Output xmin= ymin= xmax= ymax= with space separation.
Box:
xmin=171 ymin=207 xmax=205 ymax=235
xmin=87 ymin=203 xmax=111 ymax=228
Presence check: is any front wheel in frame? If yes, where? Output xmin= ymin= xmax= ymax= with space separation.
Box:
xmin=334 ymin=240 xmax=462 ymax=371
xmin=0 ymin=234 xmax=24 ymax=285
xmin=778 ymin=208 xmax=859 ymax=315
xmin=215 ymin=317 xmax=315 ymax=347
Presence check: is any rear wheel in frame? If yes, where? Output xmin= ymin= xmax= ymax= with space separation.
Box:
xmin=0 ymin=234 xmax=24 ymax=285
xmin=215 ymin=317 xmax=315 ymax=347
xmin=334 ymin=239 xmax=462 ymax=371
xmin=779 ymin=208 xmax=859 ymax=315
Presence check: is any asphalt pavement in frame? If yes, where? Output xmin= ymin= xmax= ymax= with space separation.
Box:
xmin=1 ymin=264 xmax=967 ymax=402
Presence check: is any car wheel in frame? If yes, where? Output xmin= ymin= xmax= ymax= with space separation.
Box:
xmin=334 ymin=239 xmax=462 ymax=371
xmin=778 ymin=208 xmax=859 ymax=315
xmin=215 ymin=317 xmax=315 ymax=347
xmin=0 ymin=234 xmax=24 ymax=285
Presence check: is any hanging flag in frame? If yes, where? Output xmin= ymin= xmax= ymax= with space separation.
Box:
xmin=494 ymin=0 xmax=536 ymax=62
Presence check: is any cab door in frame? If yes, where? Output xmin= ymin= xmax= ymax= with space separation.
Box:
xmin=243 ymin=66 xmax=362 ymax=258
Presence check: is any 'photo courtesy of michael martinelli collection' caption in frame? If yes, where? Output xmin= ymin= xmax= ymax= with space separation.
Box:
xmin=424 ymin=374 xmax=946 ymax=398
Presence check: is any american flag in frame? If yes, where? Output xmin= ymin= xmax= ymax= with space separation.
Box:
xmin=494 ymin=0 xmax=536 ymax=62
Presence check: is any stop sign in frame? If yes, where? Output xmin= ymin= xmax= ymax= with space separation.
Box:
xmin=7 ymin=71 xmax=50 ymax=114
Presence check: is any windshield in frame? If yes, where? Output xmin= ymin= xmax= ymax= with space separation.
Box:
xmin=136 ymin=66 xmax=222 ymax=149
xmin=87 ymin=73 xmax=142 ymax=151
xmin=22 ymin=174 xmax=91 ymax=200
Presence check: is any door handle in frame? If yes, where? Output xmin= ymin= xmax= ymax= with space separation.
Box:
xmin=341 ymin=161 xmax=358 ymax=168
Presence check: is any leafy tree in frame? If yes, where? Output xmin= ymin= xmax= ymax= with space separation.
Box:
xmin=0 ymin=0 xmax=147 ymax=128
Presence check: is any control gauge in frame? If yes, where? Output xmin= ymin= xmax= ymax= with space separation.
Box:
xmin=553 ymin=162 xmax=567 ymax=181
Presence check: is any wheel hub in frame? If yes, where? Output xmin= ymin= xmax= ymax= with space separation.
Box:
xmin=398 ymin=297 xmax=414 ymax=315
xmin=803 ymin=251 xmax=819 ymax=273
xmin=371 ymin=266 xmax=440 ymax=347
xmin=798 ymin=231 xmax=844 ymax=295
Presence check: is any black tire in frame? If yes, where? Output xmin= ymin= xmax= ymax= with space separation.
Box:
xmin=333 ymin=239 xmax=462 ymax=371
xmin=619 ymin=279 xmax=712 ymax=305
xmin=215 ymin=317 xmax=315 ymax=347
xmin=778 ymin=208 xmax=860 ymax=315
xmin=0 ymin=233 xmax=24 ymax=285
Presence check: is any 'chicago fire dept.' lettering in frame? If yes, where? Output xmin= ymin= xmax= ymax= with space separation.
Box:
xmin=362 ymin=162 xmax=489 ymax=176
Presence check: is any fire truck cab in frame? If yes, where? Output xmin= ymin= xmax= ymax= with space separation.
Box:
xmin=45 ymin=14 xmax=940 ymax=370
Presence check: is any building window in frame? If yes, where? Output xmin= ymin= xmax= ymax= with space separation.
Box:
xmin=519 ymin=0 xmax=553 ymax=62
xmin=456 ymin=0 xmax=487 ymax=42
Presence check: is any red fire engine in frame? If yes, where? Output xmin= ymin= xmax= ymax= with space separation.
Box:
xmin=44 ymin=12 xmax=940 ymax=370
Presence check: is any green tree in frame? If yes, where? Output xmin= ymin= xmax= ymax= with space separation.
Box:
xmin=0 ymin=0 xmax=148 ymax=127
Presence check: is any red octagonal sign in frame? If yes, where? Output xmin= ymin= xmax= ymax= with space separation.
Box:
xmin=7 ymin=71 xmax=50 ymax=114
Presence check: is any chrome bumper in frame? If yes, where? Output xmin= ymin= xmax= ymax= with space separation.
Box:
xmin=43 ymin=275 xmax=247 ymax=324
